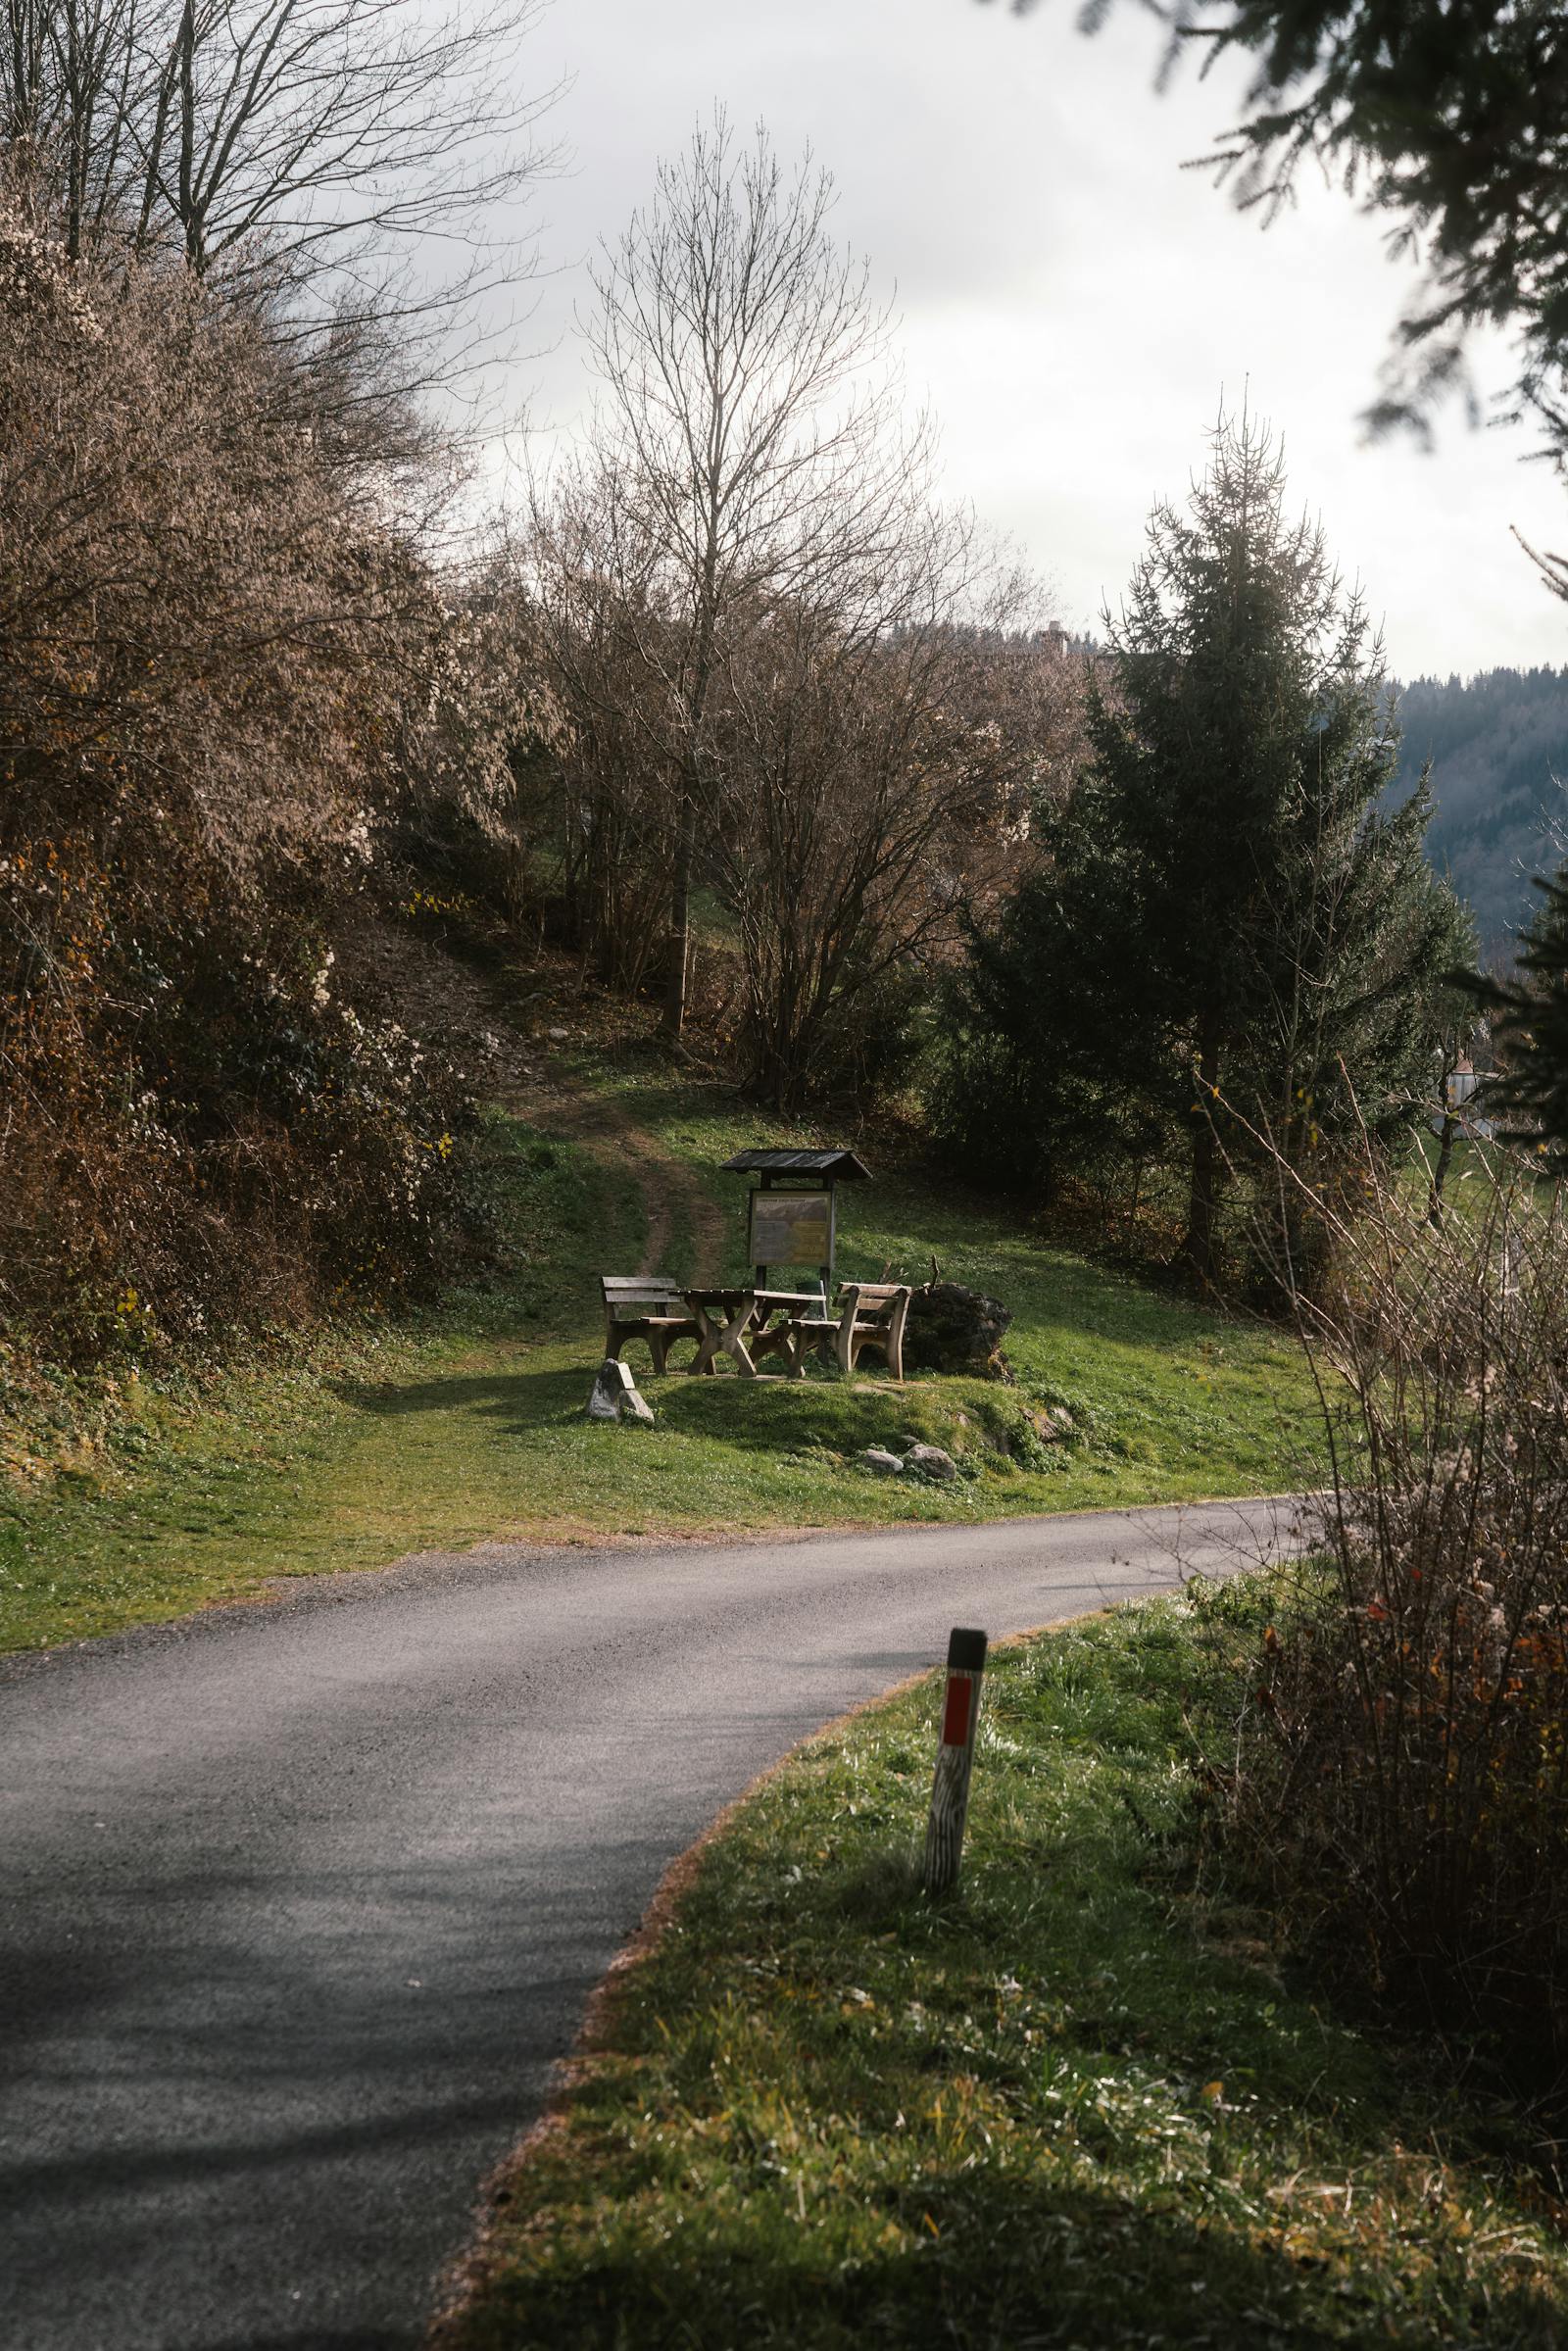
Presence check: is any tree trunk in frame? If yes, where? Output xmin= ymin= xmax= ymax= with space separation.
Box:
xmin=177 ymin=1 xmax=203 ymax=272
xmin=1428 ymin=1111 xmax=1457 ymax=1228
xmin=662 ymin=799 xmax=693 ymax=1039
xmin=1183 ymin=1023 xmax=1221 ymax=1287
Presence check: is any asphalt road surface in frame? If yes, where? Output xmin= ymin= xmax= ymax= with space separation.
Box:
xmin=1 ymin=1498 xmax=1298 ymax=2351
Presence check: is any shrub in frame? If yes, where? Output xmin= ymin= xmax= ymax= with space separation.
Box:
xmin=1 ymin=852 xmax=483 ymax=1359
xmin=1234 ymin=1143 xmax=1568 ymax=2084
xmin=0 ymin=193 xmax=483 ymax=1369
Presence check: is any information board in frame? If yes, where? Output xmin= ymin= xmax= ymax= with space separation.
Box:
xmin=748 ymin=1188 xmax=833 ymax=1270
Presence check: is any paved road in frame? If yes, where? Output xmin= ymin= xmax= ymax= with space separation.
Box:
xmin=1 ymin=1499 xmax=1296 ymax=2351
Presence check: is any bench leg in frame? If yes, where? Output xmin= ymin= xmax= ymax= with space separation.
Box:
xmin=761 ymin=1325 xmax=807 ymax=1379
xmin=835 ymin=1320 xmax=856 ymax=1377
xmin=647 ymin=1330 xmax=669 ymax=1377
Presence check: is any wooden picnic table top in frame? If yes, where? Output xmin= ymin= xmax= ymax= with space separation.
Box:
xmin=682 ymin=1286 xmax=824 ymax=1308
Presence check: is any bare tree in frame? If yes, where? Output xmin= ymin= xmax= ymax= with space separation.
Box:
xmin=3 ymin=0 xmax=143 ymax=251
xmin=536 ymin=110 xmax=941 ymax=1039
xmin=3 ymin=0 xmax=558 ymax=368
xmin=710 ymin=588 xmax=1066 ymax=1107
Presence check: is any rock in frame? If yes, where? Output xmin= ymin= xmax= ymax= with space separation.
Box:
xmin=903 ymin=1282 xmax=1013 ymax=1380
xmin=547 ymin=1025 xmax=570 ymax=1042
xmin=586 ymin=1357 xmax=655 ymax=1426
xmin=586 ymin=1356 xmax=635 ymax=1419
xmin=861 ymin=1446 xmax=905 ymax=1476
xmin=905 ymin=1443 xmax=958 ymax=1481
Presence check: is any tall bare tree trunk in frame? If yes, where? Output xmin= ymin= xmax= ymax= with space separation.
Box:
xmin=176 ymin=0 xmax=201 ymax=269
xmin=1184 ymin=1020 xmax=1221 ymax=1286
xmin=662 ymin=798 xmax=693 ymax=1038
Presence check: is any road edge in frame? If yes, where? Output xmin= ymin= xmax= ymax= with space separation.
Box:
xmin=2 ymin=1491 xmax=1308 ymax=1678
xmin=420 ymin=1601 xmax=1130 ymax=2347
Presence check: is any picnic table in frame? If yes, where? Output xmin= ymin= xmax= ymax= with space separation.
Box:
xmin=683 ymin=1286 xmax=827 ymax=1380
xmin=601 ymin=1274 xmax=912 ymax=1383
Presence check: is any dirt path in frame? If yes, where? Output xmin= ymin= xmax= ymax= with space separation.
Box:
xmin=334 ymin=913 xmax=725 ymax=1284
xmin=499 ymin=1074 xmax=725 ymax=1283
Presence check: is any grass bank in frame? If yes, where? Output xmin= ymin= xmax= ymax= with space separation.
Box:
xmin=444 ymin=1575 xmax=1568 ymax=2350
xmin=2 ymin=1074 xmax=1320 ymax=1656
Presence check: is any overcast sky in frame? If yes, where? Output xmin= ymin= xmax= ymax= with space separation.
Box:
xmin=502 ymin=0 xmax=1567 ymax=683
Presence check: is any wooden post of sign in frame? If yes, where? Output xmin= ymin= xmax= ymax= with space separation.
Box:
xmin=923 ymin=1626 xmax=988 ymax=1896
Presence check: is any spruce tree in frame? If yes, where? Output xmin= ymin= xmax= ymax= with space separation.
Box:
xmin=939 ymin=414 xmax=1472 ymax=1287
xmin=1470 ymin=866 xmax=1568 ymax=1172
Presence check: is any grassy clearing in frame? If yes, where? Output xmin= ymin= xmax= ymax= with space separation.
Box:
xmin=0 ymin=1120 xmax=627 ymax=1651
xmin=446 ymin=1576 xmax=1568 ymax=2351
xmin=2 ymin=1073 xmax=1320 ymax=1656
xmin=608 ymin=1077 xmax=1312 ymax=1493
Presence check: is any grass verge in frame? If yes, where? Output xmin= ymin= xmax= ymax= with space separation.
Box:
xmin=4 ymin=1072 xmax=1320 ymax=1657
xmin=445 ymin=1574 xmax=1568 ymax=2350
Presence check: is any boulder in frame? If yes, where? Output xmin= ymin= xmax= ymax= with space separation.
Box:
xmin=905 ymin=1442 xmax=958 ymax=1481
xmin=861 ymin=1446 xmax=905 ymax=1476
xmin=586 ymin=1357 xmax=656 ymax=1427
xmin=903 ymin=1281 xmax=1012 ymax=1381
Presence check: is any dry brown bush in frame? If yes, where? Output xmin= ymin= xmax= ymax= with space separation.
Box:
xmin=1 ymin=200 xmax=426 ymax=887
xmin=1239 ymin=1139 xmax=1568 ymax=2081
xmin=1 ymin=194 xmax=478 ymax=1366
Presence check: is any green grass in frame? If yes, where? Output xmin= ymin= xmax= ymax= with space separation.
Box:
xmin=626 ymin=1079 xmax=1311 ymax=1493
xmin=0 ymin=1120 xmax=628 ymax=1650
xmin=2 ymin=1078 xmax=1320 ymax=1656
xmin=445 ymin=1577 xmax=1568 ymax=2350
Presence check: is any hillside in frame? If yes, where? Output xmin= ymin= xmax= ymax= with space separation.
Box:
xmin=1391 ymin=665 xmax=1568 ymax=953
xmin=0 ymin=922 xmax=1321 ymax=1656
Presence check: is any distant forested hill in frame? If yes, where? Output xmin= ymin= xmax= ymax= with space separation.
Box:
xmin=1391 ymin=667 xmax=1568 ymax=954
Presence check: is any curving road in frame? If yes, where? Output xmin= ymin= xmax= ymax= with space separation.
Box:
xmin=0 ymin=1499 xmax=1296 ymax=2351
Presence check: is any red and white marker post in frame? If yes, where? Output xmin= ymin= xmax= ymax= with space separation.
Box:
xmin=922 ymin=1626 xmax=988 ymax=1896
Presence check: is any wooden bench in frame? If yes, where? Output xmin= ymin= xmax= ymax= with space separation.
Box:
xmin=600 ymin=1276 xmax=702 ymax=1376
xmin=793 ymin=1281 xmax=913 ymax=1381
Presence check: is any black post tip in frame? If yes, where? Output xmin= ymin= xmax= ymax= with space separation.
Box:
xmin=946 ymin=1626 xmax=988 ymax=1673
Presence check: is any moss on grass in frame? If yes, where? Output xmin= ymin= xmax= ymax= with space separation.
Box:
xmin=447 ymin=1577 xmax=1568 ymax=2350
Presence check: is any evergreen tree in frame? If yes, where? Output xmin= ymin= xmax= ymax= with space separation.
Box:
xmin=938 ymin=414 xmax=1472 ymax=1287
xmin=1470 ymin=867 xmax=1568 ymax=1172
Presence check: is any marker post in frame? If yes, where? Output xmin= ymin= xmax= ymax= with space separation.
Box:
xmin=922 ymin=1626 xmax=988 ymax=1896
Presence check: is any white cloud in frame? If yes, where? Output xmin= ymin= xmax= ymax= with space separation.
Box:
xmin=505 ymin=0 xmax=1567 ymax=680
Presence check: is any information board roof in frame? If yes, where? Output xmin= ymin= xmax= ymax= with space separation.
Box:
xmin=719 ymin=1148 xmax=873 ymax=1182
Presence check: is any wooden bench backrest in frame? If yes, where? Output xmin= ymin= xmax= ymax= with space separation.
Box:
xmin=603 ymin=1276 xmax=688 ymax=1311
xmin=840 ymin=1281 xmax=909 ymax=1311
